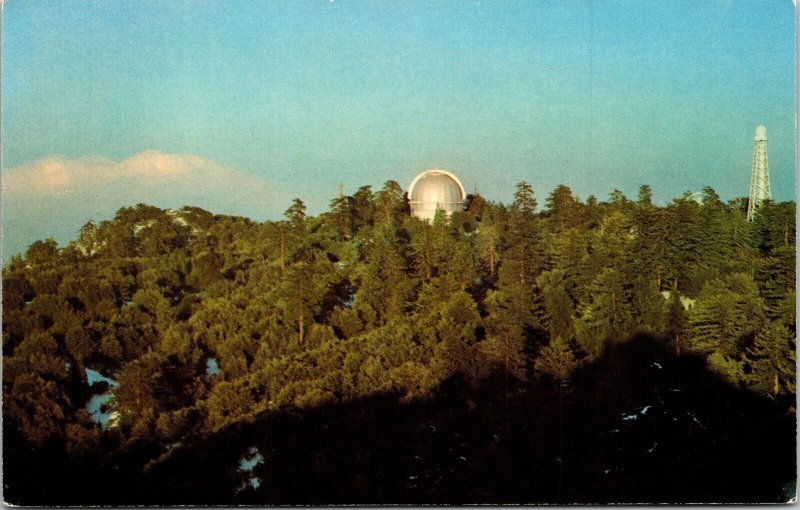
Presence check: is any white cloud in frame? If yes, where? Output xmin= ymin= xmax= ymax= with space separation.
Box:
xmin=2 ymin=151 xmax=287 ymax=257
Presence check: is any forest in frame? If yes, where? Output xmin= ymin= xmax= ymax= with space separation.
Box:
xmin=2 ymin=181 xmax=796 ymax=504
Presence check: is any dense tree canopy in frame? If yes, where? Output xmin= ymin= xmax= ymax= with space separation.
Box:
xmin=2 ymin=187 xmax=795 ymax=502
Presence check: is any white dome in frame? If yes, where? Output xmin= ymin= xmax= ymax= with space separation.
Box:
xmin=755 ymin=125 xmax=767 ymax=141
xmin=408 ymin=169 xmax=466 ymax=221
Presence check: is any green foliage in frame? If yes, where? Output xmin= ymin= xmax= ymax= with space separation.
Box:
xmin=2 ymin=185 xmax=794 ymax=464
xmin=206 ymin=379 xmax=256 ymax=432
xmin=502 ymin=181 xmax=544 ymax=286
xmin=477 ymin=286 xmax=530 ymax=380
xmin=4 ymin=331 xmax=71 ymax=445
xmin=576 ymin=268 xmax=633 ymax=358
xmin=284 ymin=198 xmax=307 ymax=234
xmin=688 ymin=273 xmax=766 ymax=357
xmin=667 ymin=290 xmax=688 ymax=356
xmin=745 ymin=319 xmax=796 ymax=396
xmin=26 ymin=239 xmax=60 ymax=265
xmin=534 ymin=336 xmax=578 ymax=381
xmin=536 ymin=269 xmax=576 ymax=342
xmin=544 ymin=184 xmax=584 ymax=232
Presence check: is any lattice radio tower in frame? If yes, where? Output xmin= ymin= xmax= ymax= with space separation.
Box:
xmin=747 ymin=125 xmax=771 ymax=221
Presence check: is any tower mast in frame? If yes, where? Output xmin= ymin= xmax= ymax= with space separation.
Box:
xmin=747 ymin=125 xmax=772 ymax=221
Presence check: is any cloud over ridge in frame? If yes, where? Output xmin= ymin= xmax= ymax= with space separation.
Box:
xmin=2 ymin=151 xmax=284 ymax=257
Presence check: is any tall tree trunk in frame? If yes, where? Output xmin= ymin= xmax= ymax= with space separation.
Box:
xmin=299 ymin=314 xmax=304 ymax=344
xmin=488 ymin=244 xmax=496 ymax=277
xmin=784 ymin=221 xmax=789 ymax=247
xmin=772 ymin=371 xmax=780 ymax=395
xmin=280 ymin=229 xmax=286 ymax=275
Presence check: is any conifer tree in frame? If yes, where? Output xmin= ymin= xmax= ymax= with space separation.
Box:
xmin=544 ymin=184 xmax=583 ymax=232
xmin=688 ymin=273 xmax=766 ymax=357
xmin=662 ymin=195 xmax=703 ymax=292
xmin=576 ymin=268 xmax=633 ymax=358
xmin=745 ymin=319 xmax=796 ymax=396
xmin=536 ymin=269 xmax=576 ymax=342
xmin=535 ymin=336 xmax=578 ymax=381
xmin=329 ymin=191 xmax=354 ymax=239
xmin=374 ymin=180 xmax=406 ymax=226
xmin=284 ymin=198 xmax=307 ymax=234
xmin=667 ymin=290 xmax=688 ymax=356
xmin=478 ymin=287 xmax=529 ymax=380
xmin=502 ymin=181 xmax=543 ymax=286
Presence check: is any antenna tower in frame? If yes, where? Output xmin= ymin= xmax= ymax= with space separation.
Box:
xmin=747 ymin=125 xmax=771 ymax=221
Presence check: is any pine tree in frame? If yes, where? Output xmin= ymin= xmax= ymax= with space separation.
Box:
xmin=374 ymin=180 xmax=406 ymax=226
xmin=501 ymin=182 xmax=543 ymax=286
xmin=662 ymin=195 xmax=703 ymax=292
xmin=535 ymin=336 xmax=578 ymax=381
xmin=284 ymin=198 xmax=307 ymax=234
xmin=632 ymin=184 xmax=668 ymax=289
xmin=351 ymin=185 xmax=375 ymax=233
xmin=536 ymin=269 xmax=576 ymax=342
xmin=478 ymin=287 xmax=530 ymax=380
xmin=329 ymin=191 xmax=354 ymax=239
xmin=666 ymin=290 xmax=688 ymax=356
xmin=688 ymin=273 xmax=766 ymax=357
xmin=544 ymin=184 xmax=583 ymax=232
xmin=745 ymin=319 xmax=796 ymax=396
xmin=576 ymin=268 xmax=633 ymax=358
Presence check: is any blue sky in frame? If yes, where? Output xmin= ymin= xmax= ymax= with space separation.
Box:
xmin=2 ymin=0 xmax=796 ymax=256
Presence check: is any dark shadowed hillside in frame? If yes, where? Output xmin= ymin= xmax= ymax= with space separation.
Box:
xmin=4 ymin=336 xmax=795 ymax=505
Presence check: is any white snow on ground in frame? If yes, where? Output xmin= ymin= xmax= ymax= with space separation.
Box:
xmin=235 ymin=447 xmax=265 ymax=493
xmin=621 ymin=404 xmax=652 ymax=422
xmin=239 ymin=446 xmax=264 ymax=471
xmin=86 ymin=368 xmax=117 ymax=387
xmin=86 ymin=393 xmax=114 ymax=428
xmin=85 ymin=368 xmax=118 ymax=428
xmin=206 ymin=357 xmax=220 ymax=376
xmin=687 ymin=412 xmax=706 ymax=429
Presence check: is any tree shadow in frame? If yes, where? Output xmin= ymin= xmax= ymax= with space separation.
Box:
xmin=4 ymin=334 xmax=795 ymax=505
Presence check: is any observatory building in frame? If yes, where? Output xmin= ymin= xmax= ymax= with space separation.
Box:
xmin=408 ymin=169 xmax=466 ymax=221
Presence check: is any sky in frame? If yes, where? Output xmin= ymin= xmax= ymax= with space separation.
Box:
xmin=2 ymin=0 xmax=796 ymax=257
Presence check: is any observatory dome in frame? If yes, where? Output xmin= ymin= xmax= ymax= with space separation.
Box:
xmin=408 ymin=169 xmax=466 ymax=222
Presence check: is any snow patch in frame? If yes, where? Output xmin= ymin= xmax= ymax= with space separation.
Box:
xmin=235 ymin=446 xmax=265 ymax=493
xmin=239 ymin=446 xmax=264 ymax=472
xmin=688 ymin=413 xmax=706 ymax=429
xmin=621 ymin=404 xmax=652 ymax=422
xmin=206 ymin=357 xmax=220 ymax=376
xmin=84 ymin=368 xmax=118 ymax=429
xmin=132 ymin=219 xmax=157 ymax=236
xmin=85 ymin=368 xmax=117 ymax=387
xmin=86 ymin=393 xmax=115 ymax=428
